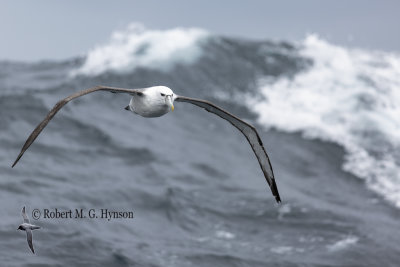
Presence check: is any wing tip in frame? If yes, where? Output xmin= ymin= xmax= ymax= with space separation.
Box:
xmin=12 ymin=152 xmax=24 ymax=168
xmin=271 ymin=179 xmax=282 ymax=204
xmin=12 ymin=157 xmax=20 ymax=168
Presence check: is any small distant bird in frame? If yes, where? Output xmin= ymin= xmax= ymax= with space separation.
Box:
xmin=17 ymin=206 xmax=40 ymax=254
xmin=12 ymin=85 xmax=281 ymax=202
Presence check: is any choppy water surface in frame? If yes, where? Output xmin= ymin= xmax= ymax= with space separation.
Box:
xmin=1 ymin=24 xmax=399 ymax=266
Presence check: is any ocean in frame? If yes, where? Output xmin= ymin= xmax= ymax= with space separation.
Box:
xmin=1 ymin=23 xmax=399 ymax=266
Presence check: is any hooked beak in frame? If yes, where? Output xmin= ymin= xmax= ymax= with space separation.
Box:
xmin=166 ymin=95 xmax=174 ymax=112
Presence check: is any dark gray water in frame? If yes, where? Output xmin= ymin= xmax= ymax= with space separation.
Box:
xmin=1 ymin=27 xmax=399 ymax=266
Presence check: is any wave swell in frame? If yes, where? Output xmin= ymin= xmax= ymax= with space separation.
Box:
xmin=72 ymin=23 xmax=208 ymax=76
xmin=250 ymin=34 xmax=400 ymax=207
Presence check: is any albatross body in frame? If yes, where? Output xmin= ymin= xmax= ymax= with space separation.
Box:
xmin=127 ymin=86 xmax=175 ymax=117
xmin=12 ymin=85 xmax=281 ymax=203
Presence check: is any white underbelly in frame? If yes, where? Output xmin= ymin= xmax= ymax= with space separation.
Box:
xmin=135 ymin=106 xmax=169 ymax=117
xmin=131 ymin=97 xmax=170 ymax=118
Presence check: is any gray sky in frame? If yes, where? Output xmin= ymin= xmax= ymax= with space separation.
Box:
xmin=1 ymin=0 xmax=399 ymax=61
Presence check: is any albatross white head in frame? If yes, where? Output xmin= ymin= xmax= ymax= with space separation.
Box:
xmin=125 ymin=86 xmax=176 ymax=118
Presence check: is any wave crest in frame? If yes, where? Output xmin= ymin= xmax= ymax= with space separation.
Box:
xmin=250 ymin=34 xmax=400 ymax=207
xmin=71 ymin=23 xmax=208 ymax=76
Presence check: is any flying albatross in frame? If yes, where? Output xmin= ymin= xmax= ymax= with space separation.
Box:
xmin=12 ymin=85 xmax=281 ymax=203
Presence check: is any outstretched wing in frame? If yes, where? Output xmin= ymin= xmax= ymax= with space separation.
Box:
xmin=22 ymin=206 xmax=30 ymax=223
xmin=26 ymin=229 xmax=34 ymax=254
xmin=175 ymin=95 xmax=281 ymax=203
xmin=12 ymin=86 xmax=140 ymax=167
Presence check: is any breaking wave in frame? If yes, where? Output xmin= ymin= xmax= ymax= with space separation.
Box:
xmin=71 ymin=23 xmax=209 ymax=76
xmin=250 ymin=34 xmax=400 ymax=207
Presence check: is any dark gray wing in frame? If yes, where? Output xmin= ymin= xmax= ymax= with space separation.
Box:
xmin=175 ymin=95 xmax=281 ymax=203
xmin=22 ymin=206 xmax=29 ymax=223
xmin=12 ymin=86 xmax=140 ymax=167
xmin=26 ymin=229 xmax=34 ymax=254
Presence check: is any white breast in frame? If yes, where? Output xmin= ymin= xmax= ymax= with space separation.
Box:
xmin=129 ymin=86 xmax=172 ymax=117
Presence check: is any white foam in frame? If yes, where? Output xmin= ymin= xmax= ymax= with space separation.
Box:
xmin=270 ymin=246 xmax=294 ymax=254
xmin=277 ymin=203 xmax=291 ymax=219
xmin=71 ymin=23 xmax=208 ymax=76
xmin=327 ymin=236 xmax=359 ymax=252
xmin=215 ymin=230 xmax=235 ymax=240
xmin=250 ymin=34 xmax=400 ymax=207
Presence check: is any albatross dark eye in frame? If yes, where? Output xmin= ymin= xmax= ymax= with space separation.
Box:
xmin=160 ymin=93 xmax=165 ymax=97
xmin=137 ymin=92 xmax=143 ymax=96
